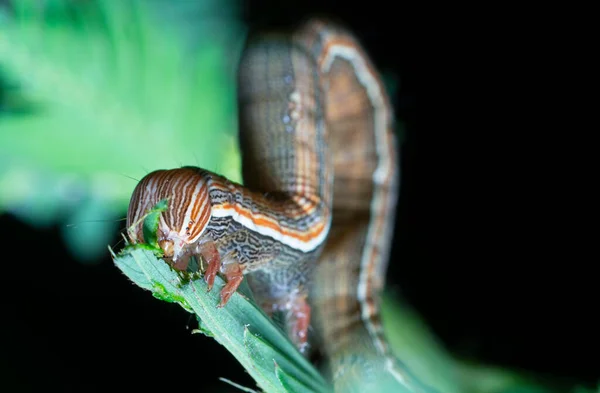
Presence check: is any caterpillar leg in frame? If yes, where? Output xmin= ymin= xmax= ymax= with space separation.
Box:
xmin=198 ymin=240 xmax=246 ymax=307
xmin=254 ymin=292 xmax=311 ymax=353
xmin=246 ymin=271 xmax=312 ymax=354
xmin=219 ymin=262 xmax=245 ymax=307
xmin=287 ymin=294 xmax=311 ymax=353
xmin=199 ymin=240 xmax=221 ymax=291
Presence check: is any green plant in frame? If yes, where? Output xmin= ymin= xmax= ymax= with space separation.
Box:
xmin=0 ymin=0 xmax=243 ymax=261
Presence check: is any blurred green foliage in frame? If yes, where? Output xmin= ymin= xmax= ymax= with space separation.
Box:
xmin=0 ymin=0 xmax=244 ymax=261
xmin=382 ymin=294 xmax=598 ymax=393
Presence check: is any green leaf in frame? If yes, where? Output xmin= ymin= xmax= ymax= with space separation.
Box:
xmin=111 ymin=245 xmax=332 ymax=393
xmin=142 ymin=198 xmax=168 ymax=250
xmin=244 ymin=328 xmax=325 ymax=393
xmin=275 ymin=361 xmax=316 ymax=393
xmin=192 ymin=315 xmax=215 ymax=338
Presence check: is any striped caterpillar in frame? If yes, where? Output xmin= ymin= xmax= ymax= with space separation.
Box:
xmin=127 ymin=18 xmax=429 ymax=393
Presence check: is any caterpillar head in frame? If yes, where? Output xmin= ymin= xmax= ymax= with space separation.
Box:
xmin=126 ymin=167 xmax=212 ymax=269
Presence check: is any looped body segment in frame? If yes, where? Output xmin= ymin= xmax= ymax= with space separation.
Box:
xmin=126 ymin=17 xmax=426 ymax=393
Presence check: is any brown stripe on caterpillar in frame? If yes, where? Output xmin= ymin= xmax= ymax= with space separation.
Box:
xmin=123 ymin=17 xmax=428 ymax=392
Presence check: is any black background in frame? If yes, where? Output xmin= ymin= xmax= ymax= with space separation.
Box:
xmin=1 ymin=1 xmax=597 ymax=392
